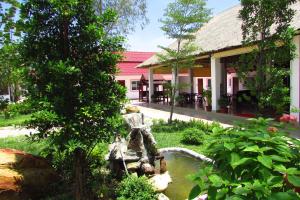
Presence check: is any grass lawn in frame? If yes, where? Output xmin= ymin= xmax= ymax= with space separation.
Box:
xmin=0 ymin=114 xmax=32 ymax=127
xmin=152 ymin=131 xmax=209 ymax=155
xmin=0 ymin=136 xmax=50 ymax=156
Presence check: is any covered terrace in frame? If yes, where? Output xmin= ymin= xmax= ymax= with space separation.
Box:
xmin=137 ymin=3 xmax=300 ymax=122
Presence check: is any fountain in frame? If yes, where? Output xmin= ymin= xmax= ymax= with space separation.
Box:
xmin=108 ymin=112 xmax=172 ymax=193
xmin=108 ymin=110 xmax=211 ymax=200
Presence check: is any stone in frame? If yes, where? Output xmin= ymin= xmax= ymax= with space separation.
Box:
xmin=141 ymin=163 xmax=155 ymax=175
xmin=125 ymin=106 xmax=140 ymax=114
xmin=127 ymin=162 xmax=141 ymax=171
xmin=0 ymin=149 xmax=59 ymax=200
xmin=127 ymin=128 xmax=145 ymax=153
xmin=149 ymin=171 xmax=172 ymax=192
xmin=160 ymin=158 xmax=167 ymax=174
xmin=158 ymin=193 xmax=170 ymax=200
xmin=109 ymin=112 xmax=159 ymax=176
xmin=123 ymin=113 xmax=144 ymax=129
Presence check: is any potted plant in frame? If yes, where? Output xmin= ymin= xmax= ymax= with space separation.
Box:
xmin=202 ymin=89 xmax=212 ymax=112
xmin=218 ymin=95 xmax=230 ymax=113
xmin=175 ymin=95 xmax=185 ymax=107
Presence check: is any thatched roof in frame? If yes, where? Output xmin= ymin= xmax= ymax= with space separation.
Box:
xmin=138 ymin=2 xmax=300 ymax=68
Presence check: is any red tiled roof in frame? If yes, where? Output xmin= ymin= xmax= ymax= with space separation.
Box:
xmin=117 ymin=51 xmax=155 ymax=76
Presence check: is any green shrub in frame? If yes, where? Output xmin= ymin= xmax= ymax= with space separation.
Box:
xmin=189 ymin=118 xmax=300 ymax=200
xmin=0 ymin=97 xmax=9 ymax=112
xmin=152 ymin=119 xmax=222 ymax=134
xmin=116 ymin=175 xmax=157 ymax=200
xmin=7 ymin=100 xmax=35 ymax=115
xmin=181 ymin=127 xmax=205 ymax=145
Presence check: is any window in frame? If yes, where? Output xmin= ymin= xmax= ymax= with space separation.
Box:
xmin=131 ymin=81 xmax=140 ymax=91
xmin=118 ymin=80 xmax=126 ymax=87
xmin=207 ymin=79 xmax=211 ymax=89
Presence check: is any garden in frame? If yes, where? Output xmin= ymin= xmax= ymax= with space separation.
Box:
xmin=0 ymin=0 xmax=300 ymax=200
xmin=1 ymin=115 xmax=300 ymax=199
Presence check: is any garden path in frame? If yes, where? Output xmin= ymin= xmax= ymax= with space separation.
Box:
xmin=134 ymin=103 xmax=233 ymax=128
xmin=133 ymin=102 xmax=300 ymax=139
xmin=0 ymin=127 xmax=37 ymax=138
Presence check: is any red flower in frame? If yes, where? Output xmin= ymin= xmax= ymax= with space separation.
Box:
xmin=267 ymin=127 xmax=278 ymax=133
xmin=279 ymin=114 xmax=298 ymax=124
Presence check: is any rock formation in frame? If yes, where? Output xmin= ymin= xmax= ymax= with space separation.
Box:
xmin=0 ymin=148 xmax=59 ymax=200
xmin=109 ymin=112 xmax=168 ymax=175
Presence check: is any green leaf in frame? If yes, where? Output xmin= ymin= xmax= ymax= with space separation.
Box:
xmin=268 ymin=191 xmax=300 ymax=200
xmin=287 ymin=168 xmax=300 ymax=175
xmin=226 ymin=195 xmax=244 ymax=200
xmin=209 ymin=174 xmax=223 ymax=187
xmin=257 ymin=155 xmax=272 ymax=169
xmin=274 ymin=164 xmax=287 ymax=173
xmin=267 ymin=176 xmax=283 ymax=188
xmin=287 ymin=175 xmax=300 ymax=187
xmin=216 ymin=188 xmax=228 ymax=199
xmin=230 ymin=153 xmax=240 ymax=168
xmin=224 ymin=143 xmax=235 ymax=151
xmin=233 ymin=187 xmax=250 ymax=195
xmin=269 ymin=155 xmax=289 ymax=163
xmin=243 ymin=145 xmax=260 ymax=153
xmin=252 ymin=180 xmax=265 ymax=192
xmin=189 ymin=185 xmax=201 ymax=200
xmin=231 ymin=158 xmax=252 ymax=169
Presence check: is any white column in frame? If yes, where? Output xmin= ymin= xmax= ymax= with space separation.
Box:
xmin=148 ymin=68 xmax=154 ymax=103
xmin=290 ymin=35 xmax=300 ymax=122
xmin=211 ymin=57 xmax=222 ymax=111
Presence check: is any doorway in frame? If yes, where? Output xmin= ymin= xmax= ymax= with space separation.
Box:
xmin=197 ymin=79 xmax=203 ymax=94
xmin=232 ymin=77 xmax=239 ymax=95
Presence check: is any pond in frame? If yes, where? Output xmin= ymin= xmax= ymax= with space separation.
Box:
xmin=159 ymin=151 xmax=206 ymax=200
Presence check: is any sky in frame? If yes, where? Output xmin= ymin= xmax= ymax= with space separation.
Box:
xmin=126 ymin=0 xmax=240 ymax=52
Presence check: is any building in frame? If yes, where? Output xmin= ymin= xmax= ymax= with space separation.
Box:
xmin=138 ymin=2 xmax=300 ymax=122
xmin=116 ymin=51 xmax=155 ymax=99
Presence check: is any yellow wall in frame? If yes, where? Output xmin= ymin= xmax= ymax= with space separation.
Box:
xmin=153 ymin=65 xmax=211 ymax=77
xmin=193 ymin=67 xmax=211 ymax=77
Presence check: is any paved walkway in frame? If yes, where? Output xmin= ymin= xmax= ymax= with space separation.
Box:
xmin=0 ymin=126 xmax=37 ymax=138
xmin=133 ymin=102 xmax=300 ymax=138
xmin=136 ymin=104 xmax=234 ymax=128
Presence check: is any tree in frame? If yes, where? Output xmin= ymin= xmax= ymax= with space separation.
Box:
xmin=0 ymin=0 xmax=20 ymax=44
xmin=0 ymin=43 xmax=23 ymax=102
xmin=238 ymin=0 xmax=297 ymax=115
xmin=0 ymin=1 xmax=22 ymax=102
xmin=94 ymin=0 xmax=148 ymax=36
xmin=19 ymin=0 xmax=126 ymax=198
xmin=158 ymin=0 xmax=211 ymax=123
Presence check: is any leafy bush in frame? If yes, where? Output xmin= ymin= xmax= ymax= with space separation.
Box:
xmin=7 ymin=100 xmax=34 ymax=115
xmin=181 ymin=128 xmax=205 ymax=145
xmin=152 ymin=119 xmax=222 ymax=134
xmin=0 ymin=97 xmax=9 ymax=112
xmin=116 ymin=175 xmax=157 ymax=200
xmin=189 ymin=118 xmax=300 ymax=200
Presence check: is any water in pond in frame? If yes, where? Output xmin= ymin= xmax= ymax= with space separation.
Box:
xmin=159 ymin=151 xmax=205 ymax=200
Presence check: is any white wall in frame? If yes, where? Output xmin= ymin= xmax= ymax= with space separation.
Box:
xmin=179 ymin=76 xmax=190 ymax=93
xmin=116 ymin=75 xmax=141 ymax=99
xmin=226 ymin=72 xmax=256 ymax=95
xmin=193 ymin=77 xmax=211 ymax=93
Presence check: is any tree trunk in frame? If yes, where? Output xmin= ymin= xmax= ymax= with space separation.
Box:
xmin=169 ymin=39 xmax=181 ymax=123
xmin=169 ymin=66 xmax=178 ymax=124
xmin=74 ymin=148 xmax=86 ymax=200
